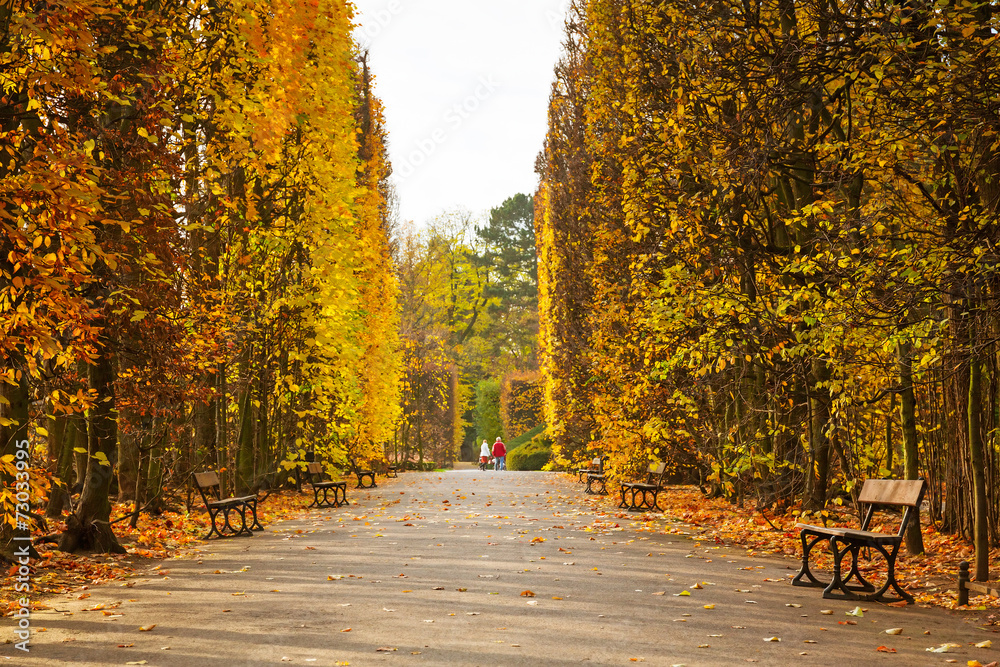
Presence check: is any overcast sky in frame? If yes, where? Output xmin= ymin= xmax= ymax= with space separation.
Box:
xmin=351 ymin=0 xmax=569 ymax=227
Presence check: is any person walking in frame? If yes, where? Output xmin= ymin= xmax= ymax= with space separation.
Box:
xmin=479 ymin=440 xmax=491 ymax=471
xmin=492 ymin=437 xmax=507 ymax=471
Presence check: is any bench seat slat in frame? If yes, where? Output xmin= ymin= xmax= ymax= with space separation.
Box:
xmin=795 ymin=523 xmax=901 ymax=545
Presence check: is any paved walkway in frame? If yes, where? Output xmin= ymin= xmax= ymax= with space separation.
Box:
xmin=11 ymin=471 xmax=997 ymax=666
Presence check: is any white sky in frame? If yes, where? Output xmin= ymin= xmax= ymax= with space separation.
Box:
xmin=351 ymin=0 xmax=569 ymax=227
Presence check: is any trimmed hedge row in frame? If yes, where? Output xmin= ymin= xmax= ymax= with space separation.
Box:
xmin=507 ymin=424 xmax=552 ymax=471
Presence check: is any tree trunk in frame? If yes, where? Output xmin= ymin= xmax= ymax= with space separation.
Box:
xmin=59 ymin=347 xmax=125 ymax=554
xmin=969 ymin=352 xmax=989 ymax=581
xmin=809 ymin=360 xmax=832 ymax=509
xmin=236 ymin=388 xmax=255 ymax=495
xmin=0 ymin=359 xmax=30 ymax=560
xmin=45 ymin=414 xmax=75 ymax=518
xmin=898 ymin=342 xmax=925 ymax=555
xmin=117 ymin=416 xmax=139 ymax=503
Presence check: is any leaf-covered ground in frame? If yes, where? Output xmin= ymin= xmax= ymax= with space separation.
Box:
xmin=4 ymin=478 xmax=996 ymax=621
xmin=602 ymin=486 xmax=996 ymax=612
xmin=2 ymin=491 xmax=311 ymax=615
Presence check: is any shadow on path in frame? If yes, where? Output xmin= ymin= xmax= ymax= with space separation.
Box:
xmin=12 ymin=471 xmax=994 ymax=666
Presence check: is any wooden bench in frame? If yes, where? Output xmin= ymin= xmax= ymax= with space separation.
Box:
xmin=351 ymin=462 xmax=377 ymax=489
xmin=619 ymin=462 xmax=668 ymax=511
xmin=792 ymin=478 xmax=925 ymax=603
xmin=193 ymin=471 xmax=264 ymax=539
xmin=577 ymin=456 xmax=604 ymax=483
xmin=386 ymin=463 xmax=399 ymax=478
xmin=301 ymin=462 xmax=348 ymax=508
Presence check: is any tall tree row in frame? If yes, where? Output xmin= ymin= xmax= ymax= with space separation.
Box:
xmin=0 ymin=0 xmax=401 ymax=557
xmin=537 ymin=0 xmax=1000 ymax=566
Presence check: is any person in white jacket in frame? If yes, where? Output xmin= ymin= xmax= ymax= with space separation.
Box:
xmin=479 ymin=440 xmax=491 ymax=471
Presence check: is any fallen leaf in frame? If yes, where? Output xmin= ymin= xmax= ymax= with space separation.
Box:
xmin=820 ymin=610 xmax=833 ymax=615
xmin=927 ymin=643 xmax=962 ymax=653
xmin=521 ymin=590 xmax=536 ymax=597
xmin=764 ymin=637 xmax=781 ymax=642
xmin=876 ymin=646 xmax=897 ymax=653
xmin=118 ymin=643 xmax=134 ymax=648
xmin=341 ymin=628 xmax=352 ymax=632
xmin=138 ymin=624 xmax=156 ymax=632
xmin=785 ymin=603 xmax=801 ymax=608
xmin=704 ymin=604 xmax=715 ymax=610
xmin=976 ymin=641 xmax=993 ymax=649
xmin=846 ymin=606 xmax=864 ymax=617
xmin=885 ymin=628 xmax=904 ymax=635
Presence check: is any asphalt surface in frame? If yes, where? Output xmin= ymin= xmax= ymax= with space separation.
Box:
xmin=6 ymin=470 xmax=997 ymax=666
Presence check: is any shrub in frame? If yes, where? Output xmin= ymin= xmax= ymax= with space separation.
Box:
xmin=508 ymin=432 xmax=552 ymax=471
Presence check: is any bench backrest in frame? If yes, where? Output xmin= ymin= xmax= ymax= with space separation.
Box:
xmin=306 ymin=462 xmax=323 ymax=476
xmin=857 ymin=478 xmax=926 ymax=536
xmin=193 ymin=471 xmax=222 ymax=503
xmin=858 ymin=479 xmax=924 ymax=507
xmin=646 ymin=462 xmax=667 ymax=485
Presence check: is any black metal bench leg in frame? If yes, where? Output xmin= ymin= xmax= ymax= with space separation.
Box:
xmin=206 ymin=507 xmax=224 ymax=539
xmin=246 ymin=500 xmax=263 ymax=531
xmin=792 ymin=533 xmax=829 ymax=588
xmin=881 ymin=545 xmax=914 ymax=604
xmin=840 ymin=545 xmax=876 ymax=593
xmin=223 ymin=505 xmax=252 ymax=537
xmin=823 ymin=537 xmax=860 ymax=600
xmin=649 ymin=490 xmax=663 ymax=511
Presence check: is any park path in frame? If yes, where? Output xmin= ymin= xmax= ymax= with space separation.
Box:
xmin=9 ymin=471 xmax=997 ymax=666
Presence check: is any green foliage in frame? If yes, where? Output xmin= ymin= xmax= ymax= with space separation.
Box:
xmin=474 ymin=378 xmax=503 ymax=445
xmin=506 ymin=422 xmax=546 ymax=451
xmin=507 ymin=432 xmax=552 ymax=471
